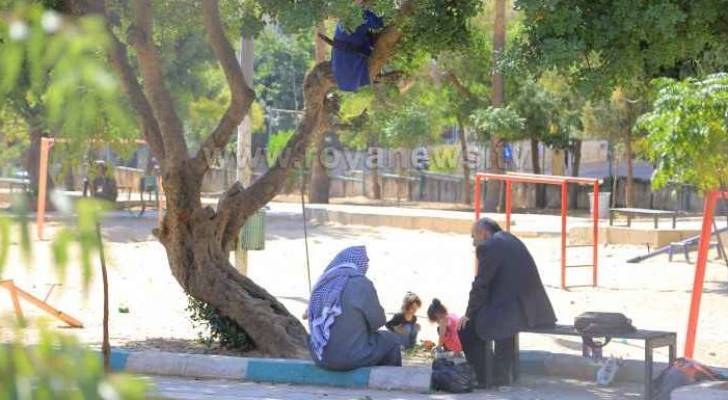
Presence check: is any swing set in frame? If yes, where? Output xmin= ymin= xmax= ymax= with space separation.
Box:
xmin=473 ymin=172 xmax=601 ymax=289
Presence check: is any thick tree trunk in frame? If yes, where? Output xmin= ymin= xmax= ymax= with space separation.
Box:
xmin=625 ymin=131 xmax=634 ymax=208
xmin=309 ymin=133 xmax=331 ymax=203
xmin=530 ymin=138 xmax=545 ymax=208
xmin=484 ymin=0 xmax=507 ymax=212
xmin=569 ymin=139 xmax=582 ymax=209
xmin=308 ymin=23 xmax=331 ymax=203
xmin=158 ymin=170 xmax=309 ymax=358
xmin=457 ymin=121 xmax=472 ymax=205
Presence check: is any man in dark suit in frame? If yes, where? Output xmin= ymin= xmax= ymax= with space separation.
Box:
xmin=458 ymin=218 xmax=556 ymax=387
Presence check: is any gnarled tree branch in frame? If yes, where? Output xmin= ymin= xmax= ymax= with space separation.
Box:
xmin=216 ymin=62 xmax=336 ymax=250
xmin=191 ymin=0 xmax=256 ymax=177
xmin=128 ymin=0 xmax=188 ymax=163
xmin=367 ymin=1 xmax=414 ymax=82
xmin=216 ymin=3 xmax=413 ymax=249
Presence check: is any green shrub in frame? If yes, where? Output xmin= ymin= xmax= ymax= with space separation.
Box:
xmin=186 ymin=296 xmax=254 ymax=351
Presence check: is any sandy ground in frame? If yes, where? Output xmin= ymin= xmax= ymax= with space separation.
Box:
xmin=1 ymin=209 xmax=727 ymax=367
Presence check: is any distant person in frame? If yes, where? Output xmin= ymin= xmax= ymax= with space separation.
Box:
xmin=308 ymin=246 xmax=404 ymax=371
xmin=427 ymin=298 xmax=462 ymax=353
xmin=458 ymin=218 xmax=556 ymax=387
xmin=83 ymin=160 xmax=118 ymax=203
xmin=386 ymin=292 xmax=422 ymax=349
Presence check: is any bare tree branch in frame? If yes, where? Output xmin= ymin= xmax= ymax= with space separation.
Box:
xmin=68 ymin=0 xmax=166 ymax=162
xmin=191 ymin=0 xmax=256 ymax=176
xmin=128 ymin=0 xmax=188 ymax=163
xmin=215 ymin=62 xmax=336 ymax=250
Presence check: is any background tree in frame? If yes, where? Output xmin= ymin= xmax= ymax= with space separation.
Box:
xmin=0 ymin=0 xmax=135 ymax=201
xmin=638 ymin=73 xmax=728 ymax=192
xmin=516 ymin=0 xmax=728 ymax=206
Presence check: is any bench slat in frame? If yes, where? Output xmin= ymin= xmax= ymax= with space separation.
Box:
xmin=522 ymin=324 xmax=676 ymax=340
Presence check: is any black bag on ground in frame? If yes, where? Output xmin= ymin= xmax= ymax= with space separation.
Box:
xmin=575 ymin=312 xmax=636 ymax=336
xmin=431 ymin=358 xmax=476 ymax=393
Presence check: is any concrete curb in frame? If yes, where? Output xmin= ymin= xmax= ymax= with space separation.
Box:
xmin=104 ymin=348 xmax=708 ymax=392
xmin=109 ymin=349 xmax=432 ymax=392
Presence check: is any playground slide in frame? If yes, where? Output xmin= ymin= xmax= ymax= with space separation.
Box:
xmin=627 ymin=227 xmax=728 ymax=263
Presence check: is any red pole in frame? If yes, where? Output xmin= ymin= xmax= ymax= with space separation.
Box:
xmin=592 ymin=181 xmax=599 ymax=287
xmin=474 ymin=176 xmax=482 ymax=220
xmin=684 ymin=191 xmax=718 ymax=358
xmin=560 ymin=182 xmax=568 ymax=289
xmin=505 ymin=180 xmax=512 ymax=231
xmin=36 ymin=138 xmax=51 ymax=240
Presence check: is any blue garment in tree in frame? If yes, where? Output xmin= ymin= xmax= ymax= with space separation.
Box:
xmin=331 ymin=10 xmax=384 ymax=92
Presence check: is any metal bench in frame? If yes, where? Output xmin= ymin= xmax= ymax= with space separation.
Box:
xmin=609 ymin=208 xmax=680 ymax=229
xmin=513 ymin=325 xmax=677 ymax=399
xmin=503 ymin=324 xmax=676 ymax=399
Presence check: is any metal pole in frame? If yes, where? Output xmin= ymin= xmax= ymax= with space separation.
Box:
xmin=235 ymin=36 xmax=254 ymax=275
xmin=561 ymin=182 xmax=568 ymax=289
xmin=684 ymin=191 xmax=718 ymax=358
xmin=592 ymin=181 xmax=599 ymax=287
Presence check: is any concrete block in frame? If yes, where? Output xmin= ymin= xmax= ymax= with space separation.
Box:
xmin=544 ymin=353 xmax=598 ymax=381
xmin=672 ymin=381 xmax=728 ymax=399
xmin=126 ymin=351 xmax=247 ymax=380
xmin=368 ymin=366 xmax=432 ymax=392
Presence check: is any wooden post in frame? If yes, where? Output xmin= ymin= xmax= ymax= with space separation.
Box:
xmin=1 ymin=280 xmax=83 ymax=328
xmin=6 ymin=280 xmax=25 ymax=326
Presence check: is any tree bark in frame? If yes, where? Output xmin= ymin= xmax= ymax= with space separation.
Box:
xmin=308 ymin=22 xmax=331 ymax=204
xmin=530 ymin=138 xmax=545 ymax=208
xmin=369 ymin=135 xmax=382 ymax=200
xmin=457 ymin=120 xmax=472 ymax=205
xmin=484 ymin=0 xmax=507 ymax=212
xmin=569 ymin=139 xmax=582 ymax=209
xmin=625 ymin=129 xmax=634 ymax=208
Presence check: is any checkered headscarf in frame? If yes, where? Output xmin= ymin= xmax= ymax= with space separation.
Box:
xmin=308 ymin=246 xmax=369 ymax=360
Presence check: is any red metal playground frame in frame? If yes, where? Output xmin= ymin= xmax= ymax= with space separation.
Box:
xmin=684 ymin=190 xmax=728 ymax=358
xmin=473 ymin=172 xmax=601 ymax=289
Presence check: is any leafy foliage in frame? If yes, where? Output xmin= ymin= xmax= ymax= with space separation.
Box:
xmin=429 ymin=145 xmax=460 ymax=174
xmin=186 ymin=296 xmax=253 ymax=351
xmin=471 ymin=105 xmax=524 ymax=141
xmin=515 ymin=0 xmax=728 ymax=93
xmin=637 ymin=73 xmax=728 ymax=191
xmin=0 ymin=3 xmax=137 ymax=152
xmin=266 ymin=129 xmax=295 ymax=166
xmin=0 ymin=198 xmax=148 ymax=399
xmin=0 ymin=326 xmax=149 ymax=399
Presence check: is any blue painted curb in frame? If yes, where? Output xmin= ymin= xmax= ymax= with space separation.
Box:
xmin=246 ymin=358 xmax=371 ymax=388
xmin=109 ymin=349 xmax=130 ymax=372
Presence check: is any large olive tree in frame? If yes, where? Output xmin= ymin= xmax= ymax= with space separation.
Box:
xmin=66 ymin=0 xmax=481 ymax=357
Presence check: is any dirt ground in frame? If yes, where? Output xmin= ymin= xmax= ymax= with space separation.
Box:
xmin=1 ymin=209 xmax=727 ymax=367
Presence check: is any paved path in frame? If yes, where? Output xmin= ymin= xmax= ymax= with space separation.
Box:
xmin=149 ymin=375 xmax=643 ymax=400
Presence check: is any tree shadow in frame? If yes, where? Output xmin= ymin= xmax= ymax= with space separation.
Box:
xmin=119 ymin=337 xmax=266 ymax=358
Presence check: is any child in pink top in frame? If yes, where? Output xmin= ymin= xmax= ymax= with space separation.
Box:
xmin=427 ymin=298 xmax=463 ymax=352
